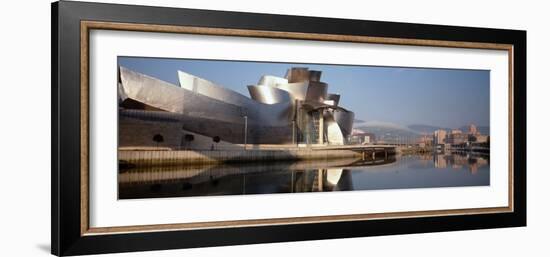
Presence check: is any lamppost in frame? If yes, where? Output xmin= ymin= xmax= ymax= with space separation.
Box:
xmin=292 ymin=120 xmax=296 ymax=145
xmin=243 ymin=115 xmax=248 ymax=150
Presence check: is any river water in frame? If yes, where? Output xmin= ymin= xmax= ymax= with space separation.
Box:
xmin=118 ymin=152 xmax=489 ymax=199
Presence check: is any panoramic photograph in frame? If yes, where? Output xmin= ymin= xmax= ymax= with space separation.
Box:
xmin=117 ymin=57 xmax=490 ymax=199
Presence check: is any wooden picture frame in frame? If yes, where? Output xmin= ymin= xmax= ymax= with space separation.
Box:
xmin=52 ymin=1 xmax=526 ymax=255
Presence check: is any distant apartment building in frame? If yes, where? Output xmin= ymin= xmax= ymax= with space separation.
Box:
xmin=431 ymin=123 xmax=489 ymax=149
xmin=467 ymin=123 xmax=488 ymax=143
xmin=434 ymin=129 xmax=447 ymax=145
xmin=474 ymin=134 xmax=489 ymax=143
xmin=418 ymin=134 xmax=434 ymax=147
xmin=447 ymin=131 xmax=469 ymax=145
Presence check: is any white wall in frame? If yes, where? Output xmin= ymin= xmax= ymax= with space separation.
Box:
xmin=0 ymin=0 xmax=547 ymax=256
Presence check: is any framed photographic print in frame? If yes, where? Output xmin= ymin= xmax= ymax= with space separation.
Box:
xmin=51 ymin=1 xmax=526 ymax=256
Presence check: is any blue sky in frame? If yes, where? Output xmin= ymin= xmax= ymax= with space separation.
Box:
xmin=118 ymin=56 xmax=490 ymax=128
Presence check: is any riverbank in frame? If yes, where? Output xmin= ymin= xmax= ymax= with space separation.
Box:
xmin=398 ymin=146 xmax=433 ymax=155
xmin=119 ymin=145 xmax=396 ymax=167
xmin=119 ymin=149 xmax=361 ymax=167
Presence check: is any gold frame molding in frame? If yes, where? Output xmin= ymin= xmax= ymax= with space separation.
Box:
xmin=80 ymin=20 xmax=514 ymax=236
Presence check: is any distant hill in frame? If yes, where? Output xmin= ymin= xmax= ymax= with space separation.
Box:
xmin=407 ymin=124 xmax=449 ymax=134
xmin=459 ymin=125 xmax=490 ymax=135
xmin=355 ymin=121 xmax=419 ymax=143
xmin=354 ymin=121 xmax=489 ymax=142
xmin=408 ymin=124 xmax=490 ymax=135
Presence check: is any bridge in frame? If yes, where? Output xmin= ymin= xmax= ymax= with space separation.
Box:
xmin=310 ymin=144 xmax=396 ymax=159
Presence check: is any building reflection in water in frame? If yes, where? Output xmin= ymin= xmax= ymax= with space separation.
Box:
xmin=433 ymin=152 xmax=489 ymax=174
xmin=118 ymin=155 xmax=396 ymax=199
xmin=119 ymin=153 xmax=490 ymax=200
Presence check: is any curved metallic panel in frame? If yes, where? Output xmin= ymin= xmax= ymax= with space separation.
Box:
xmin=285 ymin=67 xmax=310 ymax=83
xmin=118 ymin=82 xmax=127 ymax=104
xmin=276 ymin=82 xmax=309 ymax=100
xmin=120 ymin=66 xmax=186 ymax=113
xmin=177 ymin=69 xmax=294 ymax=126
xmin=333 ymin=109 xmax=355 ymax=139
xmin=258 ymin=75 xmax=288 ymax=87
xmin=247 ymin=85 xmax=291 ymax=104
xmin=326 ymin=94 xmax=340 ymax=106
xmin=120 ymin=67 xmax=294 ymax=145
xmin=121 ymin=66 xmax=247 ymax=123
xmin=308 ymin=70 xmax=322 ymax=82
xmin=178 ymin=70 xmax=254 ymax=108
xmin=305 ymin=81 xmax=328 ymax=103
xmin=119 ymin=66 xmax=354 ymax=147
xmin=324 ymin=113 xmax=345 ymax=145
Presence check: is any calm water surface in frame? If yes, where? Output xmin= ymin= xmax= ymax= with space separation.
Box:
xmin=118 ymin=153 xmax=489 ymax=199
